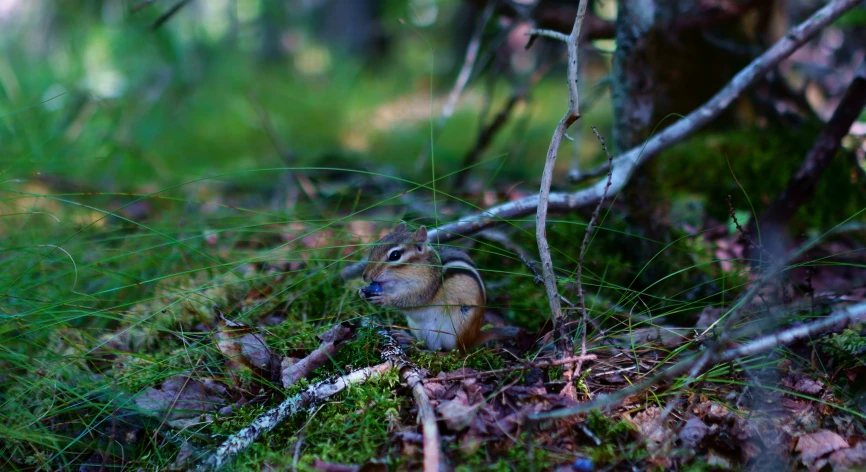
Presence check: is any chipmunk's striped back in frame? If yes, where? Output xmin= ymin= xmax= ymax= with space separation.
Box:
xmin=438 ymin=247 xmax=486 ymax=301
xmin=360 ymin=223 xmax=499 ymax=352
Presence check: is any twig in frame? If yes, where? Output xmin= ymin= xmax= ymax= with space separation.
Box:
xmin=528 ymin=28 xmax=569 ymax=43
xmin=195 ymin=363 xmax=391 ymax=470
xmin=559 ymin=127 xmax=614 ymax=398
xmin=755 ymin=59 xmax=866 ymax=232
xmin=534 ymin=0 xmax=589 ymax=359
xmin=577 ymin=127 xmax=614 ymax=356
xmin=424 ymin=355 xmax=597 ymax=383
xmin=720 ymin=301 xmax=866 ymax=361
xmin=376 ymin=329 xmax=441 ymax=472
xmin=425 ymin=0 xmax=862 ymax=245
xmin=151 ymin=0 xmax=192 ymax=30
xmin=455 ymin=54 xmax=560 ymax=188
xmin=415 ymin=0 xmax=495 ymax=167
xmin=281 ymin=323 xmax=355 ymax=388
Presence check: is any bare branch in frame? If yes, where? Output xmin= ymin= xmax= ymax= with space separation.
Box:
xmin=576 ymin=127 xmax=613 ymax=354
xmin=427 ymin=0 xmax=862 ymax=245
xmin=415 ymin=1 xmax=495 ymax=167
xmin=377 ymin=328 xmax=441 ymax=472
xmin=424 ymin=355 xmax=597 ymax=383
xmin=528 ymin=28 xmax=569 ymax=43
xmin=196 ymin=363 xmax=391 ymax=470
xmin=756 ymin=59 xmax=866 ymax=233
xmin=535 ymin=0 xmax=588 ymax=358
xmin=720 ymin=301 xmax=866 ymax=361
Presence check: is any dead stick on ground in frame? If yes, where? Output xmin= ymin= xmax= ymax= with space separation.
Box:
xmin=376 ymin=328 xmax=441 ymax=472
xmin=424 ymin=0 xmax=861 ymax=245
xmin=532 ymin=0 xmax=589 ymax=359
xmin=424 ymin=355 xmax=597 ymax=383
xmin=195 ymin=363 xmax=392 ymax=470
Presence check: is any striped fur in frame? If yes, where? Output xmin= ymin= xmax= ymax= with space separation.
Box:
xmin=360 ymin=224 xmax=487 ymax=351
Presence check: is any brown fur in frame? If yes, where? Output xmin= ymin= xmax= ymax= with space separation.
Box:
xmin=361 ymin=224 xmax=505 ymax=351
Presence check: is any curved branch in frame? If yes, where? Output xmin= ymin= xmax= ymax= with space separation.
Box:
xmin=428 ymin=0 xmax=862 ymax=244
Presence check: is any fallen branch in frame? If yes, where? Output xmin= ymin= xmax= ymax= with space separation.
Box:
xmin=532 ymin=298 xmax=866 ymax=421
xmin=426 ymin=0 xmax=862 ymax=245
xmin=424 ymin=354 xmax=597 ymax=383
xmin=720 ymin=301 xmax=866 ymax=361
xmin=281 ymin=322 xmax=356 ymax=388
xmin=376 ymin=328 xmax=441 ymax=472
xmin=532 ymin=0 xmax=589 ymax=359
xmin=195 ymin=362 xmax=392 ymax=470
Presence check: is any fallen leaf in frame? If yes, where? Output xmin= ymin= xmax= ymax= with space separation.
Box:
xmin=215 ymin=312 xmax=275 ymax=377
xmin=796 ymin=430 xmax=849 ymax=471
xmin=783 ymin=372 xmax=825 ymax=396
xmin=828 ymin=441 xmax=866 ymax=471
xmin=437 ymin=390 xmax=479 ymax=431
xmin=135 ymin=376 xmax=226 ymax=422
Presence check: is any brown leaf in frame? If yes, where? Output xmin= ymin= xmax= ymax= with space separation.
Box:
xmin=215 ymin=313 xmax=274 ymax=376
xmin=783 ymin=372 xmax=825 ymax=396
xmin=437 ymin=390 xmax=479 ymax=431
xmin=629 ymin=407 xmax=671 ymax=460
xmin=135 ymin=376 xmax=226 ymax=422
xmin=796 ymin=430 xmax=850 ymax=471
xmin=828 ymin=441 xmax=866 ymax=471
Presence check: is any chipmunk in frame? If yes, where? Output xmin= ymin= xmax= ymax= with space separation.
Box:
xmin=358 ymin=223 xmax=516 ymax=352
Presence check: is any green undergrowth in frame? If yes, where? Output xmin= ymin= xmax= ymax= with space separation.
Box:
xmin=3 ymin=172 xmax=865 ymax=469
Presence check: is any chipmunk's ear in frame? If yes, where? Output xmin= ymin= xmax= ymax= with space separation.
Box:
xmin=413 ymin=226 xmax=427 ymax=243
xmin=394 ymin=222 xmax=407 ymax=233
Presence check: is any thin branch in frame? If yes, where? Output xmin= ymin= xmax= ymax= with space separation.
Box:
xmin=426 ymin=0 xmax=862 ymax=245
xmin=195 ymin=363 xmax=391 ymax=470
xmin=559 ymin=126 xmax=614 ymax=398
xmin=720 ymin=301 xmax=866 ymax=361
xmin=756 ymin=58 xmax=866 ymax=232
xmin=415 ymin=0 xmax=495 ymax=167
xmin=535 ymin=0 xmax=588 ymax=358
xmin=455 ymin=54 xmax=559 ymax=188
xmin=528 ymin=28 xmax=569 ymax=43
xmin=376 ymin=328 xmax=441 ymax=472
xmin=424 ymin=355 xmax=597 ymax=383
xmin=151 ymin=0 xmax=192 ymax=30
xmin=441 ymin=1 xmax=495 ymax=125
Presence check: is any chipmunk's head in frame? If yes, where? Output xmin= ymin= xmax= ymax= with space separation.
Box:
xmin=361 ymin=223 xmax=437 ymax=300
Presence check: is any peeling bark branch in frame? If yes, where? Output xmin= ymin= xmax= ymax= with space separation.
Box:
xmin=534 ymin=0 xmax=588 ymax=359
xmin=376 ymin=329 xmax=441 ymax=472
xmin=195 ymin=363 xmax=391 ymax=470
xmin=426 ymin=0 xmax=862 ymax=245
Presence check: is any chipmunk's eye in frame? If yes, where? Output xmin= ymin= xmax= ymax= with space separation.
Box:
xmin=388 ymin=249 xmax=403 ymax=261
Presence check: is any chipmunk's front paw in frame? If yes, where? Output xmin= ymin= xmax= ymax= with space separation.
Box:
xmin=359 ymin=282 xmax=388 ymax=305
xmin=391 ymin=330 xmax=417 ymax=347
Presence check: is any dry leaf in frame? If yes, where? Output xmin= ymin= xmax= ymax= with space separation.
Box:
xmin=796 ymin=430 xmax=850 ymax=471
xmin=215 ymin=313 xmax=274 ymax=377
xmin=135 ymin=376 xmax=226 ymax=422
xmin=828 ymin=441 xmax=866 ymax=471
